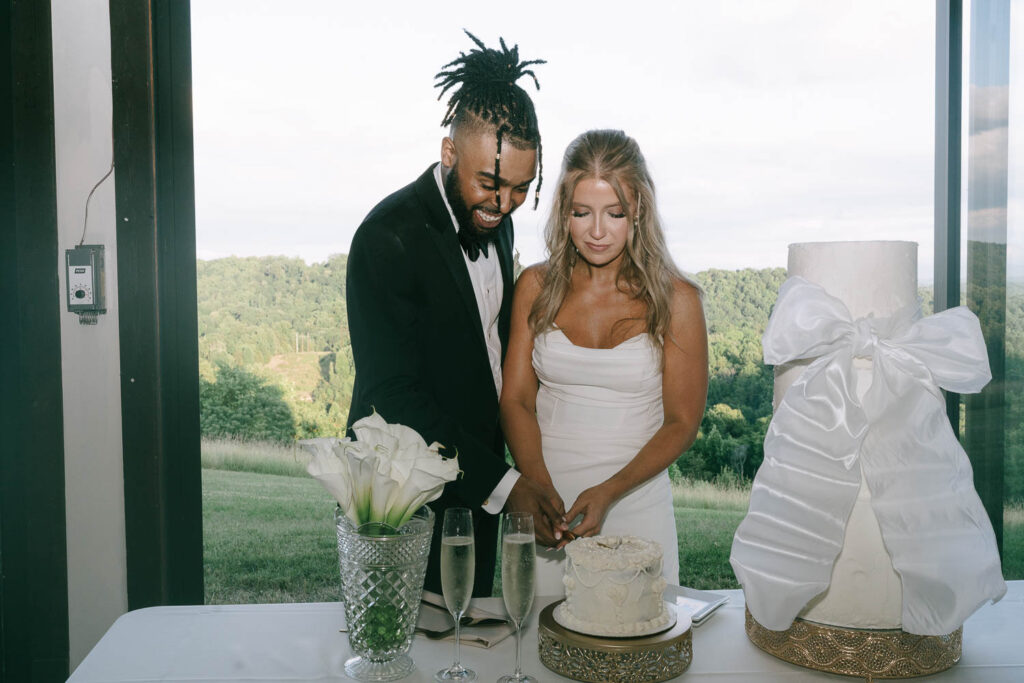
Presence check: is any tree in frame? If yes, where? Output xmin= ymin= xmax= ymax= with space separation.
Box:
xmin=200 ymin=362 xmax=296 ymax=443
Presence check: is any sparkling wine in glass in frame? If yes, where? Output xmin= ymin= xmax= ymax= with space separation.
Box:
xmin=436 ymin=508 xmax=476 ymax=682
xmin=498 ymin=512 xmax=536 ymax=683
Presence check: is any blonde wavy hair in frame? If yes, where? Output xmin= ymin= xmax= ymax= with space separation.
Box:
xmin=529 ymin=129 xmax=690 ymax=351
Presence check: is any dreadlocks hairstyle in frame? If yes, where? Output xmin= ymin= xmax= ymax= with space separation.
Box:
xmin=435 ymin=30 xmax=545 ymax=210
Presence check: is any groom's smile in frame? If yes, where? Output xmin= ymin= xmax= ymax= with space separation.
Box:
xmin=440 ymin=128 xmax=537 ymax=236
xmin=473 ymin=206 xmax=504 ymax=229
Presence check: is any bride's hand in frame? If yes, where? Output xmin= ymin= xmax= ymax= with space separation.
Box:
xmin=562 ymin=485 xmax=616 ymax=547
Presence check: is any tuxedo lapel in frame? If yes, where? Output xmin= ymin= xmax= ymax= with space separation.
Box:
xmin=414 ymin=165 xmax=487 ymax=350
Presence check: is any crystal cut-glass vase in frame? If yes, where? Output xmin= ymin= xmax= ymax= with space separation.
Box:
xmin=336 ymin=506 xmax=434 ymax=681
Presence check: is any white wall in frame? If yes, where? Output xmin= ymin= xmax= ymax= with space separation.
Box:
xmin=51 ymin=0 xmax=128 ymax=670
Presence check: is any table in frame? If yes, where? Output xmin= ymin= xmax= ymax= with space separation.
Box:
xmin=67 ymin=582 xmax=1024 ymax=682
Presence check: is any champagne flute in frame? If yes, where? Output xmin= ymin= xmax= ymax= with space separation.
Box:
xmin=436 ymin=508 xmax=476 ymax=682
xmin=498 ymin=512 xmax=536 ymax=683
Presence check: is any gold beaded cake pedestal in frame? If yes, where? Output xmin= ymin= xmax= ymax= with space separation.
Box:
xmin=537 ymin=601 xmax=692 ymax=683
xmin=745 ymin=609 xmax=962 ymax=680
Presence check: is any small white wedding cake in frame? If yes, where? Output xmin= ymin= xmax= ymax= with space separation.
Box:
xmin=776 ymin=241 xmax=915 ymax=629
xmin=554 ymin=535 xmax=670 ymax=636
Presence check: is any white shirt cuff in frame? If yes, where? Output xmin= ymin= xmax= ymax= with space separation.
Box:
xmin=482 ymin=469 xmax=520 ymax=514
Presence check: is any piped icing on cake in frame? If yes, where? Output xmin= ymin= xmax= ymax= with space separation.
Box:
xmin=555 ymin=535 xmax=669 ymax=636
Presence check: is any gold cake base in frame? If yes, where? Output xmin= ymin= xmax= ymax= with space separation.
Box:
xmin=745 ymin=608 xmax=962 ymax=680
xmin=537 ymin=600 xmax=692 ymax=683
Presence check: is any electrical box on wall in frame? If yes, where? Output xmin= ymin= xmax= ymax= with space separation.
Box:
xmin=66 ymin=244 xmax=106 ymax=323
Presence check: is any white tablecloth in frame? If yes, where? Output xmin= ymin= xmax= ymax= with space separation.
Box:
xmin=68 ymin=582 xmax=1024 ymax=682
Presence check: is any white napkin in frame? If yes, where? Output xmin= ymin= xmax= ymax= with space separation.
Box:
xmin=416 ymin=591 xmax=514 ymax=648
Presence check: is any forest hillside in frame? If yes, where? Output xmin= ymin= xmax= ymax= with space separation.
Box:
xmin=197 ymin=255 xmax=1024 ymax=499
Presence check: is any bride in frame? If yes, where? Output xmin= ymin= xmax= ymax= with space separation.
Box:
xmin=500 ymin=129 xmax=709 ymax=594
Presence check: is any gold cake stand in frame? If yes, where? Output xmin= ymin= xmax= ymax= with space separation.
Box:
xmin=537 ymin=601 xmax=692 ymax=683
xmin=745 ymin=608 xmax=962 ymax=680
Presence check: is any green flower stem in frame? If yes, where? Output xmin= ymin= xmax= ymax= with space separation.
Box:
xmin=352 ymin=604 xmax=405 ymax=653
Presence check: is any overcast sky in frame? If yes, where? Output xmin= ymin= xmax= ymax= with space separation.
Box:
xmin=190 ymin=1 xmax=1022 ymax=282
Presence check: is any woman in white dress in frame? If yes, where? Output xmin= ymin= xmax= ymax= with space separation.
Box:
xmin=500 ymin=130 xmax=708 ymax=595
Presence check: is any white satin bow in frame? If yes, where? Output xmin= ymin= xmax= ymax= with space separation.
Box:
xmin=730 ymin=276 xmax=1006 ymax=636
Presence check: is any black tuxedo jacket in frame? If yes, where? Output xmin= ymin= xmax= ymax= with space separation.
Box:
xmin=346 ymin=164 xmax=515 ymax=595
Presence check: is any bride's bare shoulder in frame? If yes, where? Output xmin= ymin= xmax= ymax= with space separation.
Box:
xmin=669 ymin=276 xmax=705 ymax=323
xmin=515 ymin=262 xmax=550 ymax=298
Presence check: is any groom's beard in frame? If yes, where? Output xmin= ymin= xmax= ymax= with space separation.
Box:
xmin=444 ymin=165 xmax=502 ymax=255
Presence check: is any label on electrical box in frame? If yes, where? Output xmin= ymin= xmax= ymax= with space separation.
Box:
xmin=68 ymin=265 xmax=94 ymax=305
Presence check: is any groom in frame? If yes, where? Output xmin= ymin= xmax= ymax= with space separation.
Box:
xmin=345 ymin=32 xmax=564 ymax=596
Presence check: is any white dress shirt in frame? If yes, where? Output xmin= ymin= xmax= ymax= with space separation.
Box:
xmin=433 ymin=164 xmax=520 ymax=512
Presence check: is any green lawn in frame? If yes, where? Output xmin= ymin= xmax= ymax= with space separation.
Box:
xmin=676 ymin=507 xmax=746 ymax=590
xmin=1004 ymin=504 xmax=1024 ymax=579
xmin=203 ymin=469 xmax=340 ymax=603
xmin=202 ymin=467 xmax=1024 ymax=604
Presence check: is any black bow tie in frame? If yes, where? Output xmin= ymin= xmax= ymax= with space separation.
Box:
xmin=459 ymin=230 xmax=490 ymax=262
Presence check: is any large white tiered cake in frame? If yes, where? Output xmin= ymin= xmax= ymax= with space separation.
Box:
xmin=729 ymin=240 xmax=1005 ymax=678
xmin=554 ymin=536 xmax=670 ymax=636
xmin=775 ymin=241 xmax=916 ymax=629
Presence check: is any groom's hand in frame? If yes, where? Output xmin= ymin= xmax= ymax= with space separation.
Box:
xmin=505 ymin=476 xmax=567 ymax=547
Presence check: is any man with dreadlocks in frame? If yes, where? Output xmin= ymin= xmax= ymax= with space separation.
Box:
xmin=345 ymin=31 xmax=566 ymax=597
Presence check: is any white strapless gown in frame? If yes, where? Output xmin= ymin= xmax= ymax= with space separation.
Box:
xmin=531 ymin=328 xmax=679 ymax=596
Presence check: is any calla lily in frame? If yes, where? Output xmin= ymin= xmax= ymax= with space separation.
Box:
xmin=381 ymin=449 xmax=461 ymax=528
xmin=302 ymin=413 xmax=459 ymax=531
xmin=352 ymin=411 xmax=431 ymax=462
xmin=301 ymin=437 xmax=356 ymax=521
xmin=344 ymin=442 xmax=379 ymax=525
xmin=367 ymin=459 xmax=401 ymax=525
